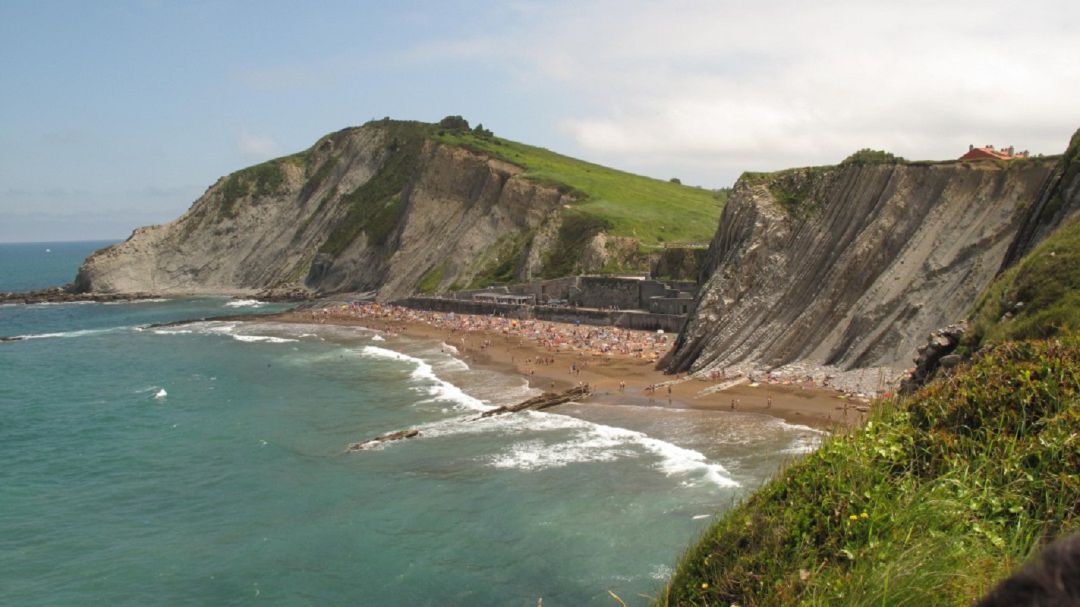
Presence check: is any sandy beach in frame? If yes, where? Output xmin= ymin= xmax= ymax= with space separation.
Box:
xmin=268 ymin=304 xmax=870 ymax=431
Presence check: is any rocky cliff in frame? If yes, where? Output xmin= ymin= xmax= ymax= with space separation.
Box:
xmin=74 ymin=120 xmax=574 ymax=301
xmin=665 ymin=150 xmax=1072 ymax=383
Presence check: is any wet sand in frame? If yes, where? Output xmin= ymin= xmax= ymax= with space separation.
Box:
xmin=268 ymin=309 xmax=866 ymax=431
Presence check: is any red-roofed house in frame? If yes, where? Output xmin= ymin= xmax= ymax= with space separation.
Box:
xmin=960 ymin=144 xmax=1029 ymax=161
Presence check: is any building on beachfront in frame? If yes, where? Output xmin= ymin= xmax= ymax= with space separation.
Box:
xmin=960 ymin=144 xmax=1029 ymax=161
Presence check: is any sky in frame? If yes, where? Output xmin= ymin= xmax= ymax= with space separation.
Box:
xmin=1 ymin=0 xmax=1078 ymax=242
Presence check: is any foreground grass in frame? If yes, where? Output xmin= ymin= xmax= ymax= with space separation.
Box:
xmin=433 ymin=131 xmax=725 ymax=246
xmin=661 ymin=336 xmax=1080 ymax=606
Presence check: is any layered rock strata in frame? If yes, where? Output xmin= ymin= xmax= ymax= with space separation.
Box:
xmin=666 ymin=156 xmax=1061 ymax=379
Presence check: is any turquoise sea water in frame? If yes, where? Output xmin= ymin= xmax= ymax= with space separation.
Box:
xmin=0 ymin=240 xmax=116 ymax=292
xmin=0 ymin=242 xmax=822 ymax=605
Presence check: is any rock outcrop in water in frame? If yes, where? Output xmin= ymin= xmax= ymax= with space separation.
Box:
xmin=346 ymin=386 xmax=590 ymax=451
xmin=667 ymin=132 xmax=1080 ymax=382
xmin=74 ymin=120 xmax=574 ymax=301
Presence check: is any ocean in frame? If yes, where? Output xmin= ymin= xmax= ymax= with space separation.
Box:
xmin=0 ymin=240 xmax=822 ymax=606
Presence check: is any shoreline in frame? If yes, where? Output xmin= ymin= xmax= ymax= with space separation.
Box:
xmin=263 ymin=308 xmax=865 ymax=431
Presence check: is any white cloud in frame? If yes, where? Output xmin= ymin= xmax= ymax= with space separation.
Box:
xmin=237 ymin=130 xmax=282 ymax=158
xmin=421 ymin=0 xmax=1080 ymax=185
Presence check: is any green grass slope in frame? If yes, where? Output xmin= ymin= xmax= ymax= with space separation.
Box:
xmin=433 ymin=130 xmax=726 ymax=247
xmin=965 ymin=212 xmax=1080 ymax=350
xmin=661 ymin=336 xmax=1080 ymax=606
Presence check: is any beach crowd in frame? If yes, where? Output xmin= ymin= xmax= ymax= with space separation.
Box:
xmin=312 ymin=302 xmax=672 ymax=361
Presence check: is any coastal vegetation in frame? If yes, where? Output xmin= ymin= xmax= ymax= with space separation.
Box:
xmin=965 ymin=212 xmax=1080 ymax=350
xmin=744 ymin=148 xmax=904 ymax=219
xmin=662 ymin=334 xmax=1079 ymax=606
xmin=840 ymin=148 xmax=906 ymax=166
xmin=459 ymin=232 xmax=533 ymax=290
xmin=318 ymin=121 xmax=427 ymax=257
xmin=431 ymin=125 xmax=726 ymax=247
xmin=753 ymin=167 xmax=829 ymax=218
xmin=542 ymin=212 xmax=614 ymax=279
xmin=219 ymin=158 xmax=291 ymax=218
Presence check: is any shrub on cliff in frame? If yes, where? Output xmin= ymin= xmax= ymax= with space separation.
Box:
xmin=661 ymin=335 xmax=1080 ymax=606
xmin=840 ymin=148 xmax=906 ymax=166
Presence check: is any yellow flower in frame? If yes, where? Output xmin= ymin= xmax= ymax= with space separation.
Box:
xmin=860 ymin=512 xmax=869 ymax=519
xmin=701 ymin=582 xmax=710 ymax=590
xmin=849 ymin=514 xmax=858 ymax=521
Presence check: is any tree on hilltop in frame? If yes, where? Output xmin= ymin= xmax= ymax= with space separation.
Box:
xmin=438 ymin=115 xmax=470 ymax=131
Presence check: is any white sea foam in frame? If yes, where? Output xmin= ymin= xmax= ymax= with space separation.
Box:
xmin=781 ymin=434 xmax=823 ymax=455
xmin=151 ymin=321 xmax=298 ymax=344
xmin=231 ymin=335 xmax=298 ymax=344
xmin=440 ymin=357 xmax=469 ymax=371
xmin=371 ymin=334 xmax=385 ymax=342
xmin=770 ymin=418 xmax=828 ymax=435
xmin=766 ymin=418 xmax=826 ymax=454
xmin=102 ymin=298 xmax=168 ymax=305
xmin=154 ymin=388 xmax=168 ymax=400
xmin=152 ymin=328 xmax=193 ymax=335
xmin=352 ymin=345 xmax=737 ymax=487
xmin=360 ymin=345 xmax=489 ymax=411
xmin=490 ymin=434 xmax=633 ymax=469
xmin=15 ymin=327 xmax=129 ymax=340
xmin=410 ymin=408 xmax=739 ymax=488
xmin=199 ymin=322 xmax=239 ymax=335
xmin=650 ymin=564 xmax=674 ymax=581
xmin=33 ymin=301 xmax=96 ymax=306
xmin=224 ymin=299 xmax=268 ymax=308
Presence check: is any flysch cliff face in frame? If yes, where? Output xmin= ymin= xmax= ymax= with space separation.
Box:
xmin=665 ymin=155 xmax=1063 ymax=382
xmin=74 ymin=121 xmax=571 ymax=301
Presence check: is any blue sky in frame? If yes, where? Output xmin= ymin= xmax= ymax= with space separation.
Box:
xmin=2 ymin=0 xmax=1078 ymax=242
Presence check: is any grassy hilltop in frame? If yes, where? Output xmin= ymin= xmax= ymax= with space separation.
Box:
xmin=433 ymin=126 xmax=726 ymax=248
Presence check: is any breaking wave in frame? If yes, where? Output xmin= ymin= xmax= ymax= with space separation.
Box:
xmin=359 ymin=345 xmax=489 ymax=411
xmin=12 ymin=327 xmax=132 ymax=340
xmin=223 ymin=299 xmax=268 ymax=308
xmin=150 ymin=321 xmax=297 ymax=344
xmin=380 ymin=409 xmax=740 ymax=489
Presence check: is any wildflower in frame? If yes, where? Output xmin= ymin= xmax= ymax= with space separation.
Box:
xmin=860 ymin=512 xmax=869 ymax=519
xmin=849 ymin=514 xmax=858 ymax=521
xmin=702 ymin=582 xmax=709 ymax=590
